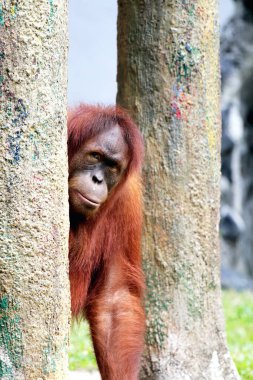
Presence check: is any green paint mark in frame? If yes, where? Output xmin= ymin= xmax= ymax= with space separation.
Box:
xmin=48 ymin=0 xmax=56 ymax=31
xmin=182 ymin=0 xmax=196 ymax=17
xmin=175 ymin=262 xmax=203 ymax=318
xmin=42 ymin=337 xmax=57 ymax=374
xmin=0 ymin=3 xmax=4 ymax=26
xmin=5 ymin=102 xmax=13 ymax=117
xmin=170 ymin=42 xmax=201 ymax=84
xmin=208 ymin=280 xmax=217 ymax=290
xmin=143 ymin=260 xmax=171 ymax=348
xmin=0 ymin=74 xmax=4 ymax=98
xmin=0 ymin=296 xmax=9 ymax=310
xmin=49 ymin=0 xmax=54 ymax=17
xmin=29 ymin=129 xmax=46 ymax=160
xmin=42 ymin=334 xmax=69 ymax=375
xmin=0 ymin=1 xmax=18 ymax=26
xmin=0 ymin=296 xmax=23 ymax=379
xmin=187 ymin=4 xmax=195 ymax=17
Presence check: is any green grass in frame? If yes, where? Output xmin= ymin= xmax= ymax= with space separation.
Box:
xmin=69 ymin=291 xmax=253 ymax=378
xmin=222 ymin=291 xmax=253 ymax=380
xmin=69 ymin=321 xmax=97 ymax=371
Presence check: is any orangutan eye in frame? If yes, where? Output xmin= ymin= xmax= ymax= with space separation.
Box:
xmin=88 ymin=152 xmax=102 ymax=162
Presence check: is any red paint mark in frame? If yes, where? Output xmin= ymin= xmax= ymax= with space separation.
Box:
xmin=171 ymin=88 xmax=194 ymax=122
xmin=171 ymin=101 xmax=182 ymax=119
xmin=33 ymin=175 xmax=43 ymax=182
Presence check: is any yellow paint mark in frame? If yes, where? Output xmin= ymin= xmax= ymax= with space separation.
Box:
xmin=10 ymin=6 xmax=16 ymax=16
xmin=206 ymin=118 xmax=216 ymax=154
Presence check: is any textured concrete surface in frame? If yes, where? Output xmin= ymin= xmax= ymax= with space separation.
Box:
xmin=0 ymin=1 xmax=69 ymax=379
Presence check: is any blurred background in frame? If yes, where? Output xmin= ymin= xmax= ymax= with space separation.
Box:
xmin=68 ymin=1 xmax=253 ymax=378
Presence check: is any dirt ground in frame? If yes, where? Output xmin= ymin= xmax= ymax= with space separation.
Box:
xmin=69 ymin=371 xmax=100 ymax=380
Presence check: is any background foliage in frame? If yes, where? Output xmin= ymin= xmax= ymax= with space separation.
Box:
xmin=223 ymin=291 xmax=253 ymax=380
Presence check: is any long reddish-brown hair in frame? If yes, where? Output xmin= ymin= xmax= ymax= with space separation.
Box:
xmin=68 ymin=104 xmax=145 ymax=315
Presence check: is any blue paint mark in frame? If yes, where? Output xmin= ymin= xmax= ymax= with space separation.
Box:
xmin=173 ymin=83 xmax=184 ymax=98
xmin=14 ymin=99 xmax=28 ymax=121
xmin=185 ymin=43 xmax=192 ymax=53
xmin=7 ymin=99 xmax=28 ymax=164
xmin=7 ymin=132 xmax=21 ymax=163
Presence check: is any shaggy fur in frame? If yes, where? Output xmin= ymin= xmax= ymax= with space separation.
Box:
xmin=68 ymin=104 xmax=145 ymax=380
